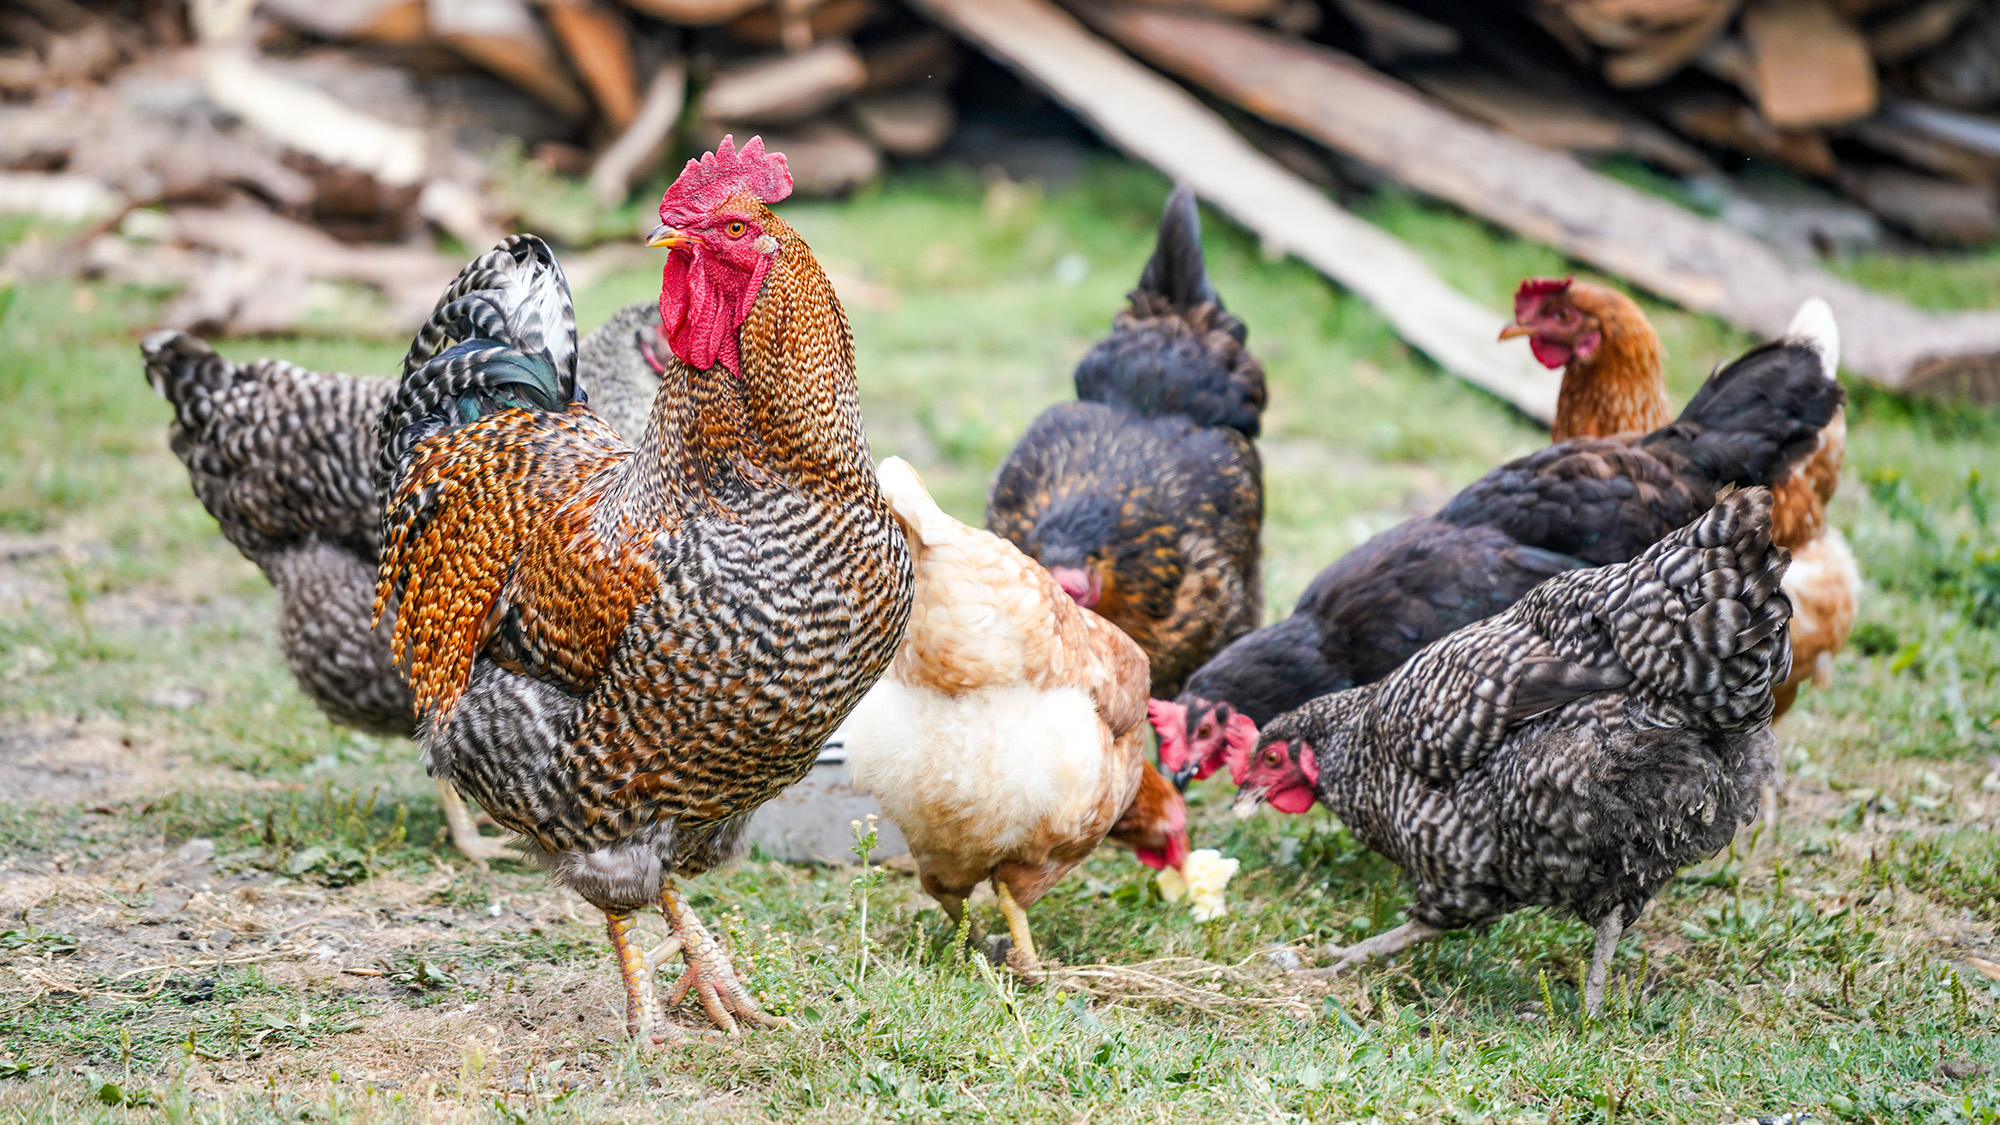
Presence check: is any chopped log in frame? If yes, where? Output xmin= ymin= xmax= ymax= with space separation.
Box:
xmin=1849 ymin=116 xmax=2000 ymax=184
xmin=1865 ymin=0 xmax=1977 ymax=63
xmin=1839 ymin=166 xmax=2000 ymax=243
xmin=1885 ymin=101 xmax=2000 ymax=159
xmin=543 ymin=0 xmax=639 ymax=130
xmin=852 ymin=90 xmax=954 ymax=157
xmin=1410 ymin=66 xmax=1714 ymax=175
xmin=202 ymin=49 xmax=430 ymax=188
xmin=701 ymin=42 xmax=866 ymax=125
xmin=0 ymin=172 xmax=122 ymax=222
xmin=170 ymin=202 xmax=455 ymax=321
xmin=1084 ymin=3 xmax=2000 ymax=399
xmin=0 ymin=54 xmax=44 ymax=94
xmin=1112 ymin=0 xmax=1283 ymax=18
xmin=905 ymin=0 xmax=1562 ymax=421
xmin=1910 ymin=3 xmax=2000 ymax=109
xmin=429 ymin=0 xmax=589 ymax=119
xmin=588 ymin=59 xmax=687 ymax=204
xmin=260 ymin=0 xmax=429 ymax=43
xmin=751 ymin=120 xmax=879 ymax=195
xmin=727 ymin=0 xmax=876 ymax=50
xmin=614 ymin=0 xmax=764 ymax=23
xmin=1601 ymin=0 xmax=1735 ymax=86
xmin=1329 ymin=0 xmax=1461 ymax=63
xmin=1741 ymin=0 xmax=1877 ymax=127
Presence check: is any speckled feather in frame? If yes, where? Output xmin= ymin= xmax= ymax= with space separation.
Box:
xmin=141 ymin=301 xmax=668 ymax=740
xmin=988 ymin=186 xmax=1264 ymax=697
xmin=377 ymin=222 xmax=912 ymax=910
xmin=1261 ymin=488 xmax=1789 ymax=934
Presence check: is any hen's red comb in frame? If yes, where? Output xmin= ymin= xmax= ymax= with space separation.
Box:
xmin=659 ymin=135 xmax=792 ymax=224
xmin=1513 ymin=276 xmax=1574 ymax=319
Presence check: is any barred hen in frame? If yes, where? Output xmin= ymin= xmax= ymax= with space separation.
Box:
xmin=987 ymin=185 xmax=1264 ymax=698
xmin=1505 ymin=277 xmax=1856 ymax=720
xmin=1156 ymin=314 xmax=1842 ymax=787
xmin=373 ymin=137 xmax=913 ymax=1043
xmin=1234 ymin=488 xmax=1789 ymax=1015
xmin=141 ymin=301 xmax=669 ymax=862
xmin=844 ymin=458 xmax=1188 ymax=973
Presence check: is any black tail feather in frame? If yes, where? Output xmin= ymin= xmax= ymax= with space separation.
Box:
xmin=1646 ymin=339 xmax=1844 ymax=487
xmin=1135 ymin=184 xmax=1219 ymax=312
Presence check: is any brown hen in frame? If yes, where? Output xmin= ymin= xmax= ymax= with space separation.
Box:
xmin=373 ymin=138 xmax=913 ymax=1044
xmin=1504 ymin=277 xmax=1856 ymax=720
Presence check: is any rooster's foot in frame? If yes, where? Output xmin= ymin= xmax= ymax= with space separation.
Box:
xmin=659 ymin=880 xmax=789 ymax=1035
xmin=436 ymin=780 xmax=516 ymax=868
xmin=1298 ymin=920 xmax=1443 ymax=978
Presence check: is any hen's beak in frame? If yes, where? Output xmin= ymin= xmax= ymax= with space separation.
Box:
xmin=1231 ymin=788 xmax=1266 ymax=819
xmin=647 ymin=224 xmax=692 ymax=251
xmin=1497 ymin=322 xmax=1532 ymax=341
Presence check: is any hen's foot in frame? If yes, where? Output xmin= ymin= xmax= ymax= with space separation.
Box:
xmin=993 ymin=881 xmax=1043 ymax=978
xmin=1297 ymin=921 xmax=1443 ymax=978
xmin=436 ymin=780 xmax=515 ymax=867
xmin=1582 ymin=914 xmax=1624 ymax=1019
xmin=604 ymin=910 xmax=664 ymax=1044
xmin=659 ymin=879 xmax=789 ymax=1035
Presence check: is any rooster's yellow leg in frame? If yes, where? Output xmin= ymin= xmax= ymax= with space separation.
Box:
xmin=658 ymin=878 xmax=789 ymax=1034
xmin=435 ymin=780 xmax=516 ymax=867
xmin=604 ymin=910 xmax=673 ymax=1045
xmin=993 ymin=881 xmax=1041 ymax=975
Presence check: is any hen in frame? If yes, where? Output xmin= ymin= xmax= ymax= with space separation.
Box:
xmin=844 ymin=458 xmax=1188 ymax=973
xmin=986 ymin=185 xmax=1264 ymax=698
xmin=141 ymin=301 xmax=669 ymax=862
xmin=1156 ymin=313 xmax=1842 ymax=786
xmin=1505 ymin=277 xmax=1856 ymax=719
xmin=1234 ymin=488 xmax=1790 ymax=1015
xmin=373 ymin=137 xmax=913 ymax=1043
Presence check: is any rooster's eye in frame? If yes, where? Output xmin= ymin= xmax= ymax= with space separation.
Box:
xmin=725 ymin=221 xmax=747 ymax=237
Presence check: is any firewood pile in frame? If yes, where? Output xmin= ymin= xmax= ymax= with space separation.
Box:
xmin=2 ymin=0 xmax=1997 ymax=399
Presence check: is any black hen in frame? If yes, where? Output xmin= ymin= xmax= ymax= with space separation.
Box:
xmin=987 ymin=185 xmax=1265 ymax=697
xmin=141 ymin=295 xmax=666 ymax=860
xmin=1156 ymin=318 xmax=1840 ymax=786
xmin=1234 ymin=488 xmax=1789 ymax=1015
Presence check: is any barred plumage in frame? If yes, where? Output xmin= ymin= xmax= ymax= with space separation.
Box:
xmin=1239 ymin=488 xmax=1790 ymax=1014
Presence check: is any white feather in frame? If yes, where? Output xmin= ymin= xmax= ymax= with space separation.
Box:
xmin=1785 ymin=297 xmax=1839 ymax=382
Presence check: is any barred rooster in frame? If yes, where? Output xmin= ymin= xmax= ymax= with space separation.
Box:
xmin=373 ymin=137 xmax=913 ymax=1043
xmin=1504 ymin=277 xmax=1856 ymax=720
xmin=1156 ymin=312 xmax=1842 ymax=787
xmin=987 ymin=185 xmax=1264 ymax=698
xmin=141 ymin=302 xmax=670 ymax=863
xmin=1234 ymin=488 xmax=1790 ymax=1015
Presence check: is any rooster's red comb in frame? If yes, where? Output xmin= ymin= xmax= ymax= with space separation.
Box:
xmin=660 ymin=135 xmax=792 ymax=224
xmin=1513 ymin=276 xmax=1574 ymax=319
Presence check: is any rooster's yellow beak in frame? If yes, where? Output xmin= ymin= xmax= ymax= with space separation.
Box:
xmin=647 ymin=224 xmax=691 ymax=250
xmin=1497 ymin=322 xmax=1532 ymax=341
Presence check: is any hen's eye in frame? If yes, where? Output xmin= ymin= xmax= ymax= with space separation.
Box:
xmin=1265 ymin=750 xmax=1282 ymax=766
xmin=725 ymin=221 xmax=747 ymax=237
xmin=1197 ymin=723 xmax=1213 ymax=739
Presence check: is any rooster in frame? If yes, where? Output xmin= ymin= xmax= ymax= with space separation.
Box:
xmin=1504 ymin=277 xmax=1856 ymax=719
xmin=987 ymin=185 xmax=1264 ymax=698
xmin=844 ymin=458 xmax=1188 ymax=973
xmin=1155 ymin=313 xmax=1842 ymax=787
xmin=141 ymin=302 xmax=669 ymax=863
xmin=1233 ymin=488 xmax=1789 ymax=1016
xmin=372 ymin=137 xmax=913 ymax=1043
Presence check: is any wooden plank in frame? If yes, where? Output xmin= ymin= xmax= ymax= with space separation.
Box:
xmin=1084 ymin=3 xmax=2000 ymax=398
xmin=544 ymin=0 xmax=639 ymax=130
xmin=1741 ymin=0 xmax=1877 ymax=128
xmin=904 ymin=0 xmax=1559 ymax=421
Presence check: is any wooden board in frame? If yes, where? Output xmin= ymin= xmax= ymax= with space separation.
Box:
xmin=904 ymin=0 xmax=1560 ymax=421
xmin=1084 ymin=3 xmax=2000 ymax=399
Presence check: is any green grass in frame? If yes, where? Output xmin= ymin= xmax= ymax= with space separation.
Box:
xmin=1 ymin=157 xmax=1998 ymax=1122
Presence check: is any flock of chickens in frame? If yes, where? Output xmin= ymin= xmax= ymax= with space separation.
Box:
xmin=138 ymin=135 xmax=1857 ymax=1043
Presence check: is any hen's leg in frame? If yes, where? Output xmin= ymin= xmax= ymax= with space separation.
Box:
xmin=1298 ymin=921 xmax=1443 ymax=977
xmin=658 ymin=878 xmax=788 ymax=1035
xmin=1583 ymin=914 xmax=1624 ymax=1018
xmin=604 ymin=910 xmax=668 ymax=1045
xmin=993 ymin=881 xmax=1040 ymax=975
xmin=436 ymin=781 xmax=515 ymax=866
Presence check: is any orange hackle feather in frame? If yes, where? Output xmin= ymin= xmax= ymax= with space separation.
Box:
xmin=1541 ymin=282 xmax=1671 ymax=443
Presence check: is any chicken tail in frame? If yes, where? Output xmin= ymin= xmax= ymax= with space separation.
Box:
xmin=1592 ymin=486 xmax=1793 ymax=730
xmin=1645 ymin=312 xmax=1845 ymax=489
xmin=141 ymin=329 xmax=390 ymax=559
xmin=374 ymin=235 xmax=580 ymax=497
xmin=1072 ymin=185 xmax=1267 ymax=438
